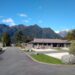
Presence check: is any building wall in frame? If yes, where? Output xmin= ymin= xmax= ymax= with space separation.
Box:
xmin=21 ymin=43 xmax=33 ymax=49
xmin=33 ymin=43 xmax=69 ymax=49
xmin=21 ymin=42 xmax=70 ymax=49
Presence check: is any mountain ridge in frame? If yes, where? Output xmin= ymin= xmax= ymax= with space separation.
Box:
xmin=0 ymin=24 xmax=62 ymax=40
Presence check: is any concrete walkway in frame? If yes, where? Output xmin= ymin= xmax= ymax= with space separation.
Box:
xmin=32 ymin=48 xmax=68 ymax=53
xmin=45 ymin=52 xmax=69 ymax=59
xmin=0 ymin=47 xmax=75 ymax=75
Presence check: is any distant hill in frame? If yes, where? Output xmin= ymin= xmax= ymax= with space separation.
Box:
xmin=0 ymin=24 xmax=61 ymax=41
xmin=58 ymin=30 xmax=69 ymax=37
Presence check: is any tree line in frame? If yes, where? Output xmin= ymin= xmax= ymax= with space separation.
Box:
xmin=0 ymin=31 xmax=33 ymax=47
xmin=0 ymin=29 xmax=75 ymax=47
xmin=65 ymin=29 xmax=75 ymax=40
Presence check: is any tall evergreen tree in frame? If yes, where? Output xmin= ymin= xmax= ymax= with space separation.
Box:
xmin=14 ymin=31 xmax=33 ymax=44
xmin=15 ymin=31 xmax=23 ymax=43
xmin=2 ymin=32 xmax=11 ymax=47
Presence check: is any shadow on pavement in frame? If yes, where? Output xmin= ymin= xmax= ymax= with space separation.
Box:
xmin=0 ymin=56 xmax=3 ymax=60
xmin=0 ymin=50 xmax=5 ymax=55
xmin=0 ymin=50 xmax=5 ymax=60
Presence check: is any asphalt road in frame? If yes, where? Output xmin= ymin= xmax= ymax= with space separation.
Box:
xmin=0 ymin=47 xmax=75 ymax=75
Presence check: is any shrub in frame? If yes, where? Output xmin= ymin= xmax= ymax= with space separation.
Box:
xmin=61 ymin=55 xmax=75 ymax=64
xmin=61 ymin=41 xmax=75 ymax=64
xmin=69 ymin=41 xmax=75 ymax=55
xmin=0 ymin=48 xmax=2 ymax=52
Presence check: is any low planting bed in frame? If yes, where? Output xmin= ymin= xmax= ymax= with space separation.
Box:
xmin=31 ymin=54 xmax=63 ymax=64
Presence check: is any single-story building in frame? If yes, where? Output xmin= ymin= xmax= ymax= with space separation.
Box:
xmin=29 ymin=38 xmax=70 ymax=49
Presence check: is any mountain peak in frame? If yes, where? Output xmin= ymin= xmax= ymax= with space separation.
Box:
xmin=0 ymin=24 xmax=61 ymax=39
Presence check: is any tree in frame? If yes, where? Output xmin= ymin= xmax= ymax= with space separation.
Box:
xmin=15 ymin=31 xmax=23 ymax=43
xmin=0 ymin=36 xmax=2 ymax=42
xmin=14 ymin=31 xmax=33 ymax=43
xmin=66 ymin=30 xmax=75 ymax=40
xmin=2 ymin=32 xmax=11 ymax=47
xmin=25 ymin=35 xmax=33 ymax=43
xmin=69 ymin=41 xmax=75 ymax=55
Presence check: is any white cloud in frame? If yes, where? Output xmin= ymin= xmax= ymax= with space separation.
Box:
xmin=64 ymin=29 xmax=69 ymax=32
xmin=2 ymin=18 xmax=13 ymax=23
xmin=55 ymin=29 xmax=69 ymax=33
xmin=18 ymin=13 xmax=28 ymax=17
xmin=55 ymin=31 xmax=60 ymax=33
xmin=2 ymin=18 xmax=16 ymax=26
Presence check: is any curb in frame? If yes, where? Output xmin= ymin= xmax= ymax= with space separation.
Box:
xmin=25 ymin=52 xmax=63 ymax=66
xmin=20 ymin=48 xmax=75 ymax=67
xmin=25 ymin=52 xmax=75 ymax=67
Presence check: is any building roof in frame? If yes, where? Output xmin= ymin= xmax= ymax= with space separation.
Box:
xmin=31 ymin=38 xmax=70 ymax=43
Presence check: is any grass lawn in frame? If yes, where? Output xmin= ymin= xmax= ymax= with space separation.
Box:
xmin=31 ymin=54 xmax=63 ymax=64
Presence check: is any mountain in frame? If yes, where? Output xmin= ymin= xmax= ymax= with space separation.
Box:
xmin=58 ymin=30 xmax=69 ymax=37
xmin=0 ymin=24 xmax=61 ymax=41
xmin=0 ymin=24 xmax=10 ymax=36
xmin=42 ymin=28 xmax=61 ymax=38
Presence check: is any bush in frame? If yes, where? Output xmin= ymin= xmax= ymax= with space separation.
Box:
xmin=61 ymin=55 xmax=75 ymax=64
xmin=61 ymin=41 xmax=75 ymax=64
xmin=25 ymin=49 xmax=33 ymax=52
xmin=33 ymin=52 xmax=40 ymax=55
xmin=0 ymin=48 xmax=2 ymax=52
xmin=69 ymin=41 xmax=75 ymax=55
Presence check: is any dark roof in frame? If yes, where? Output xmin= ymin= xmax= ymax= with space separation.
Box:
xmin=31 ymin=38 xmax=70 ymax=43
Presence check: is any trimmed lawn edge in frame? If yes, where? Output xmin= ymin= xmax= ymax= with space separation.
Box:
xmin=31 ymin=54 xmax=63 ymax=64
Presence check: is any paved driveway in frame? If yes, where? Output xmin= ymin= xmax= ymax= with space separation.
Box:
xmin=0 ymin=47 xmax=75 ymax=75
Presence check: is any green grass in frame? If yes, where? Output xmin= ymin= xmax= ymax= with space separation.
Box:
xmin=31 ymin=54 xmax=63 ymax=64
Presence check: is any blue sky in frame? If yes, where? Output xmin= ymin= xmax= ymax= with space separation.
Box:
xmin=0 ymin=0 xmax=75 ymax=32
